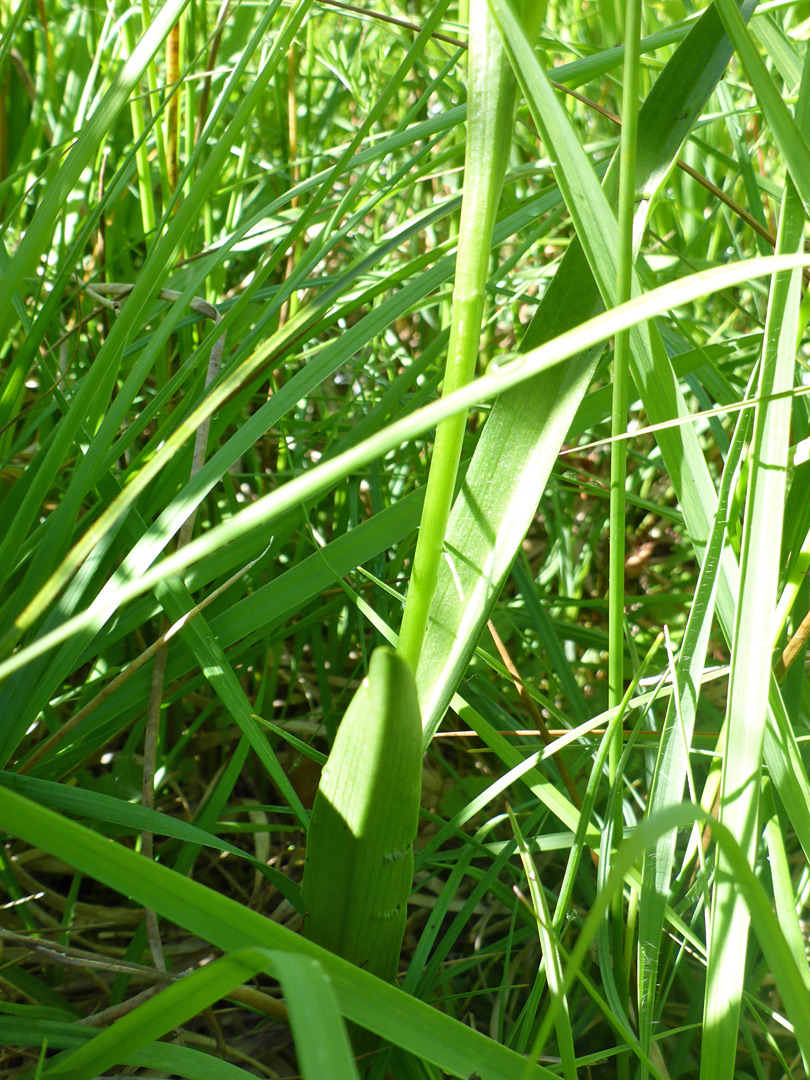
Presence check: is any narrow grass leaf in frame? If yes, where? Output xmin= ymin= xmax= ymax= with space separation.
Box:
xmin=714 ymin=0 xmax=810 ymax=213
xmin=637 ymin=388 xmax=754 ymax=1070
xmin=701 ymin=48 xmax=808 ymax=1078
xmin=0 ymin=0 xmax=192 ymax=356
xmin=508 ymin=807 xmax=578 ymax=1080
xmin=2 ymin=252 xmax=809 ymax=686
xmin=40 ymin=948 xmax=276 ymax=1079
xmin=534 ymin=804 xmax=810 ymax=1069
xmin=268 ymin=952 xmax=361 ymax=1080
xmin=413 ymin=0 xmax=757 ymax=737
xmin=0 ymin=784 xmax=558 ymax=1080
xmin=397 ymin=0 xmax=533 ymax=667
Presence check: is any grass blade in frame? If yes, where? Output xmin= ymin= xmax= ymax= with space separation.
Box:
xmin=413 ymin=0 xmax=758 ymax=737
xmin=701 ymin=54 xmax=808 ymax=1078
xmin=0 ymin=783 xmax=558 ymax=1080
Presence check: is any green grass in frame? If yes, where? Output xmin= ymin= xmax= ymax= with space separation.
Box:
xmin=1 ymin=1 xmax=810 ymax=1077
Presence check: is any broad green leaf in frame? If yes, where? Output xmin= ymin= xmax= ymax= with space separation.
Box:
xmin=302 ymin=648 xmax=422 ymax=983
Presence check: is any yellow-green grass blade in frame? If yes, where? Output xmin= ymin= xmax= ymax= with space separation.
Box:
xmin=762 ymin=788 xmax=810 ymax=994
xmin=508 ymin=807 xmax=578 ymax=1080
xmin=272 ymin=952 xmax=361 ymax=1080
xmin=714 ymin=0 xmax=810 ymax=213
xmin=302 ymin=648 xmax=422 ymax=983
xmin=751 ymin=12 xmax=804 ymax=89
xmin=2 ymin=251 xmax=809 ymax=685
xmin=0 ymin=783 xmax=558 ymax=1080
xmin=533 ymin=804 xmax=810 ymax=1068
xmin=701 ymin=61 xmax=808 ymax=1077
xmin=397 ymin=0 xmax=532 ymax=668
xmin=637 ymin=382 xmax=754 ymax=1070
xmin=413 ymin=0 xmax=758 ymax=738
xmin=763 ymin=686 xmax=810 ymax=868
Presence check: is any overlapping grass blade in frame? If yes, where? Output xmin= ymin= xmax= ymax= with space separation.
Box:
xmin=40 ymin=947 xmax=278 ymax=1079
xmin=412 ymin=0 xmax=758 ymax=736
xmin=714 ymin=0 xmax=810 ymax=210
xmin=637 ymin=386 xmax=753 ymax=1073
xmin=0 ymin=783 xmax=557 ymax=1080
xmin=2 ymin=253 xmax=807 ymax=686
xmin=532 ymin=804 xmax=810 ymax=1066
xmin=397 ymin=0 xmax=539 ymax=667
xmin=0 ymin=0 xmax=192 ymax=354
xmin=0 ymin=0 xmax=312 ymax=636
xmin=701 ymin=45 xmax=808 ymax=1080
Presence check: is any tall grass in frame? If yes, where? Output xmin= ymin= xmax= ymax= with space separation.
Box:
xmin=1 ymin=1 xmax=810 ymax=1078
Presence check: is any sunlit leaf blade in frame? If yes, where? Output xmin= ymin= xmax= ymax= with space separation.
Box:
xmin=701 ymin=53 xmax=808 ymax=1078
xmin=0 ymin=784 xmax=557 ymax=1080
xmin=413 ymin=0 xmax=758 ymax=738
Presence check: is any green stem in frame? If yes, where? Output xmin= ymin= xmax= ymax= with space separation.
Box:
xmin=608 ymin=0 xmax=642 ymax=1067
xmin=122 ymin=17 xmax=157 ymax=237
xmin=397 ymin=0 xmax=525 ymax=671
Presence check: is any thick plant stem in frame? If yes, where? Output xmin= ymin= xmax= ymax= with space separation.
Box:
xmin=397 ymin=0 xmax=524 ymax=671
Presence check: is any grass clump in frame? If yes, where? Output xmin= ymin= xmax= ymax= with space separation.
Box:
xmin=1 ymin=2 xmax=810 ymax=1078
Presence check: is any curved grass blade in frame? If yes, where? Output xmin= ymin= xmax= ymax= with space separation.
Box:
xmin=0 ymin=783 xmax=558 ymax=1080
xmin=413 ymin=0 xmax=759 ymax=738
xmin=1 ymin=253 xmax=809 ymax=686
